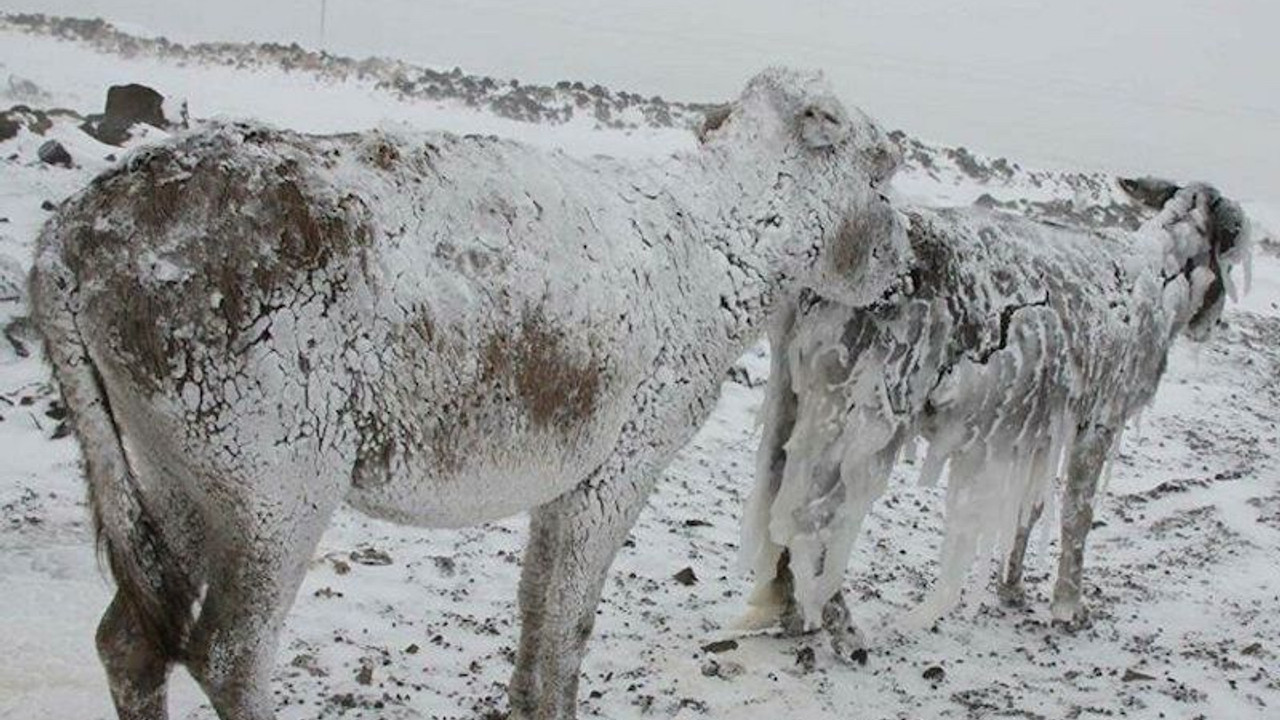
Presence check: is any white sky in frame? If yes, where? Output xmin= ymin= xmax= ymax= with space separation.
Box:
xmin=8 ymin=0 xmax=1279 ymax=202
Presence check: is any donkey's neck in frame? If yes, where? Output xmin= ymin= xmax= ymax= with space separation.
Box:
xmin=657 ymin=143 xmax=843 ymax=367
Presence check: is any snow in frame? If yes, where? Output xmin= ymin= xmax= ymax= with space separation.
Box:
xmin=2 ymin=17 xmax=1280 ymax=720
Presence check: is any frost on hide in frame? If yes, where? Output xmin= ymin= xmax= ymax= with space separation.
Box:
xmin=742 ymin=183 xmax=1253 ymax=628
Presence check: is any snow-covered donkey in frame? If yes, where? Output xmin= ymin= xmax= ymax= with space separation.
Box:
xmin=740 ymin=179 xmax=1250 ymax=656
xmin=31 ymin=68 xmax=907 ymax=720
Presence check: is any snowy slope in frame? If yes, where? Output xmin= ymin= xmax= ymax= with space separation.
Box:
xmin=2 ymin=17 xmax=1279 ymax=720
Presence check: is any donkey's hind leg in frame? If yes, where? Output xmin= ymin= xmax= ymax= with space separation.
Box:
xmin=184 ymin=481 xmax=342 ymax=720
xmin=97 ymin=591 xmax=173 ymax=720
xmin=999 ymin=499 xmax=1044 ymax=606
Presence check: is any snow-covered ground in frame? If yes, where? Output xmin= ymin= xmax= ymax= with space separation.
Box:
xmin=2 ymin=17 xmax=1279 ymax=720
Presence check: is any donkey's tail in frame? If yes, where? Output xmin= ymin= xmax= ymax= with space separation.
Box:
xmin=29 ymin=243 xmax=194 ymax=658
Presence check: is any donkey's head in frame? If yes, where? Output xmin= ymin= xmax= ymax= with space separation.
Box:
xmin=698 ymin=68 xmax=909 ymax=308
xmin=1124 ymin=178 xmax=1252 ymax=340
xmin=697 ymin=68 xmax=900 ymax=183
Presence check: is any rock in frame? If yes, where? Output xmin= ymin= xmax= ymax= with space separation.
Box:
xmin=700 ymin=639 xmax=738 ymax=654
xmin=37 ymin=139 xmax=72 ymax=168
xmin=0 ymin=105 xmax=57 ymax=142
xmin=1121 ymin=668 xmax=1156 ymax=682
xmin=700 ymin=659 xmax=745 ymax=680
xmin=40 ymin=200 xmax=56 ymax=212
xmin=683 ymin=518 xmax=712 ymax=528
xmin=355 ymin=664 xmax=373 ymax=686
xmin=795 ymin=646 xmax=816 ymax=673
xmin=0 ymin=115 xmax=17 ymax=143
xmin=350 ymin=547 xmax=393 ymax=566
xmin=84 ymin=84 xmax=169 ymax=146
xmin=849 ymin=648 xmax=869 ymax=666
xmin=1242 ymin=642 xmax=1263 ymax=656
xmin=44 ymin=401 xmax=67 ymax=420
xmin=922 ymin=665 xmax=946 ymax=682
xmin=672 ymin=567 xmax=698 ymax=586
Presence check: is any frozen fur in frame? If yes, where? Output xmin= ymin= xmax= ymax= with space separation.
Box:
xmin=30 ymin=68 xmax=907 ymax=720
xmin=740 ymin=181 xmax=1251 ymax=647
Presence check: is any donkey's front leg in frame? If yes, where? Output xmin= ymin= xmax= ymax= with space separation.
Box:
xmin=509 ymin=468 xmax=657 ymax=720
xmin=1051 ymin=424 xmax=1116 ymax=625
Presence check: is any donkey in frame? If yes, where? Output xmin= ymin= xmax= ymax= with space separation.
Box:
xmin=739 ymin=180 xmax=1250 ymax=657
xmin=30 ymin=68 xmax=909 ymax=719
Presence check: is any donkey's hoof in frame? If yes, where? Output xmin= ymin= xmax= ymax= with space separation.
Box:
xmin=1050 ymin=598 xmax=1091 ymax=630
xmin=998 ymin=581 xmax=1027 ymax=607
xmin=829 ymin=625 xmax=869 ymax=666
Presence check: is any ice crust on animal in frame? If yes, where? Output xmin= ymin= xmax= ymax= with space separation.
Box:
xmin=740 ymin=179 xmax=1252 ymax=635
xmin=31 ymin=67 xmax=909 ymax=719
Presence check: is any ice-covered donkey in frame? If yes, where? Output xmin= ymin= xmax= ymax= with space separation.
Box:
xmin=739 ymin=178 xmax=1251 ymax=656
xmin=31 ymin=68 xmax=906 ymax=720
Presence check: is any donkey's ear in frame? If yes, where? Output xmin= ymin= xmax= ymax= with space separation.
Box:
xmin=696 ymin=104 xmax=733 ymax=144
xmin=1118 ymin=176 xmax=1180 ymax=209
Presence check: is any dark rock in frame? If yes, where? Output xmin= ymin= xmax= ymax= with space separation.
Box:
xmin=40 ymin=200 xmax=56 ymax=211
xmin=0 ymin=105 xmax=57 ymax=142
xmin=0 ymin=115 xmax=17 ymax=143
xmin=683 ymin=518 xmax=712 ymax=528
xmin=37 ymin=139 xmax=72 ymax=168
xmin=673 ymin=567 xmax=698 ymax=586
xmin=1121 ymin=668 xmax=1155 ymax=682
xmin=923 ymin=665 xmax=946 ymax=682
xmin=1242 ymin=642 xmax=1263 ymax=656
xmin=44 ymin=401 xmax=67 ymax=420
xmin=850 ymin=648 xmax=869 ymax=666
xmin=355 ymin=664 xmax=373 ymax=685
xmin=350 ymin=547 xmax=393 ymax=566
xmin=84 ymin=84 xmax=168 ymax=146
xmin=700 ymin=639 xmax=738 ymax=654
xmin=795 ymin=646 xmax=816 ymax=673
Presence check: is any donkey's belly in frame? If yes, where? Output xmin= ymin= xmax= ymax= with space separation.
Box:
xmin=343 ymin=425 xmax=617 ymax=528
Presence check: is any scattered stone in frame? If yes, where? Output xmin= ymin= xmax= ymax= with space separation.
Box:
xmin=795 ymin=646 xmax=816 ymax=673
xmin=672 ymin=567 xmax=698 ymax=586
xmin=923 ymin=665 xmax=946 ymax=682
xmin=355 ymin=664 xmax=374 ymax=686
xmin=683 ymin=518 xmax=712 ymax=528
xmin=40 ymin=200 xmax=56 ymax=212
xmin=716 ymin=660 xmax=745 ymax=680
xmin=43 ymin=401 xmax=67 ymax=421
xmin=432 ymin=555 xmax=457 ymax=576
xmin=350 ymin=547 xmax=393 ymax=566
xmin=37 ymin=139 xmax=72 ymax=168
xmin=404 ymin=643 xmax=420 ymax=655
xmin=50 ymin=422 xmax=72 ymax=440
xmin=0 ymin=115 xmax=17 ymax=143
xmin=677 ymin=698 xmax=708 ymax=713
xmin=1242 ymin=642 xmax=1263 ymax=656
xmin=0 ymin=105 xmax=62 ymax=141
xmin=850 ymin=648 xmax=869 ymax=666
xmin=1121 ymin=668 xmax=1156 ymax=682
xmin=700 ymin=639 xmax=738 ymax=654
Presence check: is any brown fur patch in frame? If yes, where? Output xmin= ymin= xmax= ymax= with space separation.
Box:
xmin=828 ymin=213 xmax=872 ymax=280
xmin=57 ymin=129 xmax=375 ymax=395
xmin=480 ymin=309 xmax=602 ymax=430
